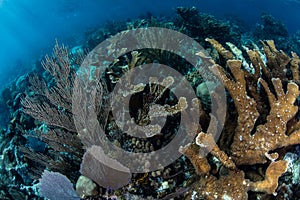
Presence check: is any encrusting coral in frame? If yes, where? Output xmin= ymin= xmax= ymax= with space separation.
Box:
xmin=179 ymin=39 xmax=300 ymax=199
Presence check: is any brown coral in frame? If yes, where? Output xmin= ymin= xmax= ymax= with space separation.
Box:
xmin=181 ymin=136 xmax=288 ymax=199
xmin=180 ymin=39 xmax=300 ymax=199
xmin=211 ymin=60 xmax=300 ymax=165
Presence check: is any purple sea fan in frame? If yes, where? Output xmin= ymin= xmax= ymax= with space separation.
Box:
xmin=80 ymin=145 xmax=131 ymax=190
xmin=39 ymin=170 xmax=80 ymax=200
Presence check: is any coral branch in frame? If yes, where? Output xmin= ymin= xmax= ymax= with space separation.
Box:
xmin=210 ymin=60 xmax=259 ymax=144
xmin=179 ymin=143 xmax=211 ymax=175
xmin=195 ymin=132 xmax=235 ymax=169
xmin=249 ymin=160 xmax=288 ymax=195
xmin=291 ymin=52 xmax=300 ymax=81
xmin=261 ymin=40 xmax=291 ymax=80
xmin=205 ymin=38 xmax=233 ymax=60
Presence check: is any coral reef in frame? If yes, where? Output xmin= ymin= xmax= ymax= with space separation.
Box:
xmin=1 ymin=7 xmax=300 ymax=200
xmin=253 ymin=13 xmax=289 ymax=51
xmin=175 ymin=7 xmax=241 ymax=47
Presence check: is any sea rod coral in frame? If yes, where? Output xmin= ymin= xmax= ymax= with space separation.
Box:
xmin=179 ymin=39 xmax=300 ymax=199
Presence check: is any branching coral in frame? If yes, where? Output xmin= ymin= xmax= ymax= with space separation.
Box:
xmin=180 ymin=137 xmax=288 ymax=199
xmin=180 ymin=39 xmax=300 ymax=199
xmin=211 ymin=60 xmax=299 ymax=165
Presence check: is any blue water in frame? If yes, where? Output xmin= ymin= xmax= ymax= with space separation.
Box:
xmin=0 ymin=0 xmax=300 ymax=88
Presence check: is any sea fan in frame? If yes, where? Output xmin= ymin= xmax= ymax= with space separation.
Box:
xmin=39 ymin=170 xmax=80 ymax=200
